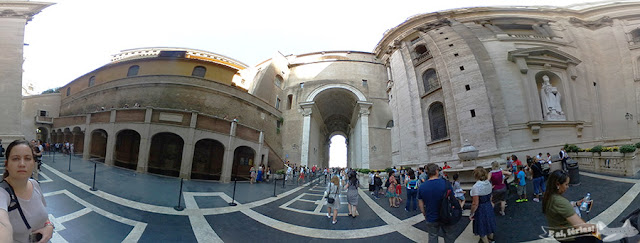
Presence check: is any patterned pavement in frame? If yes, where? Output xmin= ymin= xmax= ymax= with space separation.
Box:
xmin=2 ymin=152 xmax=638 ymax=243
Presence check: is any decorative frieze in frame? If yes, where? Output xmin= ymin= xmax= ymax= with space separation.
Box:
xmin=569 ymin=16 xmax=613 ymax=30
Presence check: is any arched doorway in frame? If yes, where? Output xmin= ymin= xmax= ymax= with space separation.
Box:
xmin=232 ymin=146 xmax=255 ymax=181
xmin=302 ymin=84 xmax=371 ymax=169
xmin=90 ymin=129 xmax=108 ymax=161
xmin=36 ymin=127 xmax=48 ymax=143
xmin=114 ymin=129 xmax=141 ymax=170
xmin=148 ymin=132 xmax=183 ymax=177
xmin=72 ymin=127 xmax=84 ymax=154
xmin=191 ymin=139 xmax=225 ymax=180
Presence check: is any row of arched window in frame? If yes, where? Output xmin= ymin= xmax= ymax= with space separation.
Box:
xmin=68 ymin=65 xmax=209 ymax=96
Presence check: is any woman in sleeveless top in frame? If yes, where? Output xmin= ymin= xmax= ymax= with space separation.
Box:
xmin=345 ymin=171 xmax=359 ymax=218
xmin=490 ymin=161 xmax=511 ymax=216
xmin=470 ymin=166 xmax=496 ymax=243
xmin=326 ymin=176 xmax=341 ymax=224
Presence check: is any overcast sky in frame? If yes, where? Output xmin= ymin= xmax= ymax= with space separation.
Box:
xmin=22 ymin=0 xmax=610 ymax=93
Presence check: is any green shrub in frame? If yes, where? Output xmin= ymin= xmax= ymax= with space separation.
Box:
xmin=385 ymin=168 xmax=394 ymax=173
xmin=590 ymin=145 xmax=604 ymax=153
xmin=276 ymin=169 xmax=285 ymax=175
xmin=564 ymin=144 xmax=580 ymax=153
xmin=602 ymin=147 xmax=612 ymax=152
xmin=635 ymin=142 xmax=640 ymax=148
xmin=620 ymin=144 xmax=637 ymax=154
xmin=358 ymin=169 xmax=371 ymax=174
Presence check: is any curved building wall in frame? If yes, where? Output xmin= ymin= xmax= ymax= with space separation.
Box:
xmin=376 ymin=2 xmax=640 ymax=167
xmin=51 ymin=50 xmax=282 ymax=182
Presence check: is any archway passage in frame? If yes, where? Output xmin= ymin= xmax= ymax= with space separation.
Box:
xmin=36 ymin=127 xmax=48 ymax=143
xmin=329 ymin=135 xmax=347 ymax=168
xmin=306 ymin=87 xmax=368 ymax=169
xmin=232 ymin=146 xmax=255 ymax=181
xmin=191 ymin=139 xmax=224 ymax=180
xmin=148 ymin=132 xmax=184 ymax=177
xmin=114 ymin=129 xmax=140 ymax=170
xmin=90 ymin=129 xmax=108 ymax=162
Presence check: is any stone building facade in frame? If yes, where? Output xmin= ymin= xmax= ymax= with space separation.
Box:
xmin=12 ymin=1 xmax=640 ymax=180
xmin=377 ymin=1 xmax=640 ymax=167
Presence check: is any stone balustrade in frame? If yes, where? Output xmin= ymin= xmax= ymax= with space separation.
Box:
xmin=569 ymin=152 xmax=639 ymax=177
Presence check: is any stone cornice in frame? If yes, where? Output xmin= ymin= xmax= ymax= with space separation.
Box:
xmin=569 ymin=16 xmax=613 ymax=30
xmin=374 ymin=2 xmax=640 ymax=60
xmin=0 ymin=1 xmax=54 ymax=22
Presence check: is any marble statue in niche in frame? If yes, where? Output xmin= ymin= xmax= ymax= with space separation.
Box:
xmin=540 ymin=75 xmax=566 ymax=121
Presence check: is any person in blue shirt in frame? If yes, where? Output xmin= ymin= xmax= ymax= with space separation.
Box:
xmin=418 ymin=163 xmax=456 ymax=243
xmin=516 ymin=165 xmax=528 ymax=202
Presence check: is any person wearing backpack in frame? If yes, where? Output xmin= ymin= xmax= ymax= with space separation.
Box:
xmin=405 ymin=169 xmax=419 ymax=211
xmin=418 ymin=163 xmax=457 ymax=243
xmin=470 ymin=166 xmax=496 ymax=243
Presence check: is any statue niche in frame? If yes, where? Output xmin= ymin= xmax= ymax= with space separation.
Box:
xmin=539 ymin=75 xmax=566 ymax=121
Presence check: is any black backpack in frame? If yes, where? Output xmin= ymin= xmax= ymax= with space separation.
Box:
xmin=385 ymin=178 xmax=391 ymax=188
xmin=439 ymin=180 xmax=462 ymax=225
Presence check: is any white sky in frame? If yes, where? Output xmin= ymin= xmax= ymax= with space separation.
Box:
xmin=22 ymin=0 xmax=609 ymax=93
xmin=329 ymin=135 xmax=347 ymax=168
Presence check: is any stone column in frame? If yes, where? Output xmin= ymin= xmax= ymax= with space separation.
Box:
xmin=82 ymin=114 xmax=91 ymax=160
xmin=220 ymin=119 xmax=237 ymax=183
xmin=0 ymin=2 xmax=53 ymax=146
xmin=136 ymin=107 xmax=153 ymax=173
xmin=179 ymin=112 xmax=197 ymax=179
xmin=104 ymin=109 xmax=117 ymax=166
xmin=357 ymin=101 xmax=372 ymax=169
xmin=299 ymin=102 xmax=315 ymax=167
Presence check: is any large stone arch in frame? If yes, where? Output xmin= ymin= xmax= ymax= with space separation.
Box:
xmin=191 ymin=138 xmax=225 ymax=180
xmin=300 ymin=84 xmax=372 ymax=169
xmin=114 ymin=129 xmax=141 ymax=170
xmin=148 ymin=132 xmax=184 ymax=177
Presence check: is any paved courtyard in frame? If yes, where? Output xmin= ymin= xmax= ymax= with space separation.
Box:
xmin=2 ymin=153 xmax=639 ymax=242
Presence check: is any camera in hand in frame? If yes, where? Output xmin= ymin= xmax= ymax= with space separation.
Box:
xmin=29 ymin=232 xmax=42 ymax=243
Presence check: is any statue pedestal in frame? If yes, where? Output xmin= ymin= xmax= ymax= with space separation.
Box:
xmin=545 ymin=113 xmax=566 ymax=121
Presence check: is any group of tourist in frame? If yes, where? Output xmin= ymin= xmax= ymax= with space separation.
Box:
xmin=351 ymin=149 xmax=598 ymax=243
xmin=249 ymin=164 xmax=271 ymax=184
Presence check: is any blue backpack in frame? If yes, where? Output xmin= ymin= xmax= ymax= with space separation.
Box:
xmin=407 ymin=179 xmax=418 ymax=189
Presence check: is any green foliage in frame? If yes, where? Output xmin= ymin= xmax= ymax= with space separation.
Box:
xmin=590 ymin=145 xmax=604 ymax=153
xmin=276 ymin=169 xmax=285 ymax=175
xmin=358 ymin=169 xmax=371 ymax=174
xmin=564 ymin=144 xmax=580 ymax=153
xmin=620 ymin=144 xmax=637 ymax=154
xmin=635 ymin=142 xmax=640 ymax=148
xmin=41 ymin=87 xmax=61 ymax=94
xmin=385 ymin=168 xmax=394 ymax=173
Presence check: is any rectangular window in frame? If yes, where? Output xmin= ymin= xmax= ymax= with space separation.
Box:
xmin=39 ymin=110 xmax=48 ymax=117
xmin=362 ymin=79 xmax=368 ymax=86
xmin=470 ymin=109 xmax=476 ymax=117
xmin=465 ymin=84 xmax=470 ymax=91
xmin=287 ymin=94 xmax=293 ymax=110
xmin=276 ymin=98 xmax=281 ymax=110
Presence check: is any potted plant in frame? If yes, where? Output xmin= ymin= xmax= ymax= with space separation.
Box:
xmin=590 ymin=145 xmax=603 ymax=156
xmin=620 ymin=144 xmax=637 ymax=156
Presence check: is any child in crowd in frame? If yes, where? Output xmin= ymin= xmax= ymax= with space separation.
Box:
xmin=515 ymin=165 xmax=527 ymax=202
xmin=453 ymin=174 xmax=465 ymax=209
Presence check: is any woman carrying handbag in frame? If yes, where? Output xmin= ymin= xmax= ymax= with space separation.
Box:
xmin=325 ymin=175 xmax=340 ymax=224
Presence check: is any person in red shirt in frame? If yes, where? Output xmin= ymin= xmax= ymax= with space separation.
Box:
xmin=511 ymin=155 xmax=522 ymax=168
xmin=442 ymin=162 xmax=452 ymax=178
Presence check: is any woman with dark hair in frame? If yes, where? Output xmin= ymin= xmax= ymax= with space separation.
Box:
xmin=470 ymin=166 xmax=496 ymax=243
xmin=405 ymin=169 xmax=419 ymax=211
xmin=345 ymin=171 xmax=359 ymax=218
xmin=0 ymin=140 xmax=54 ymax=242
xmin=542 ymin=170 xmax=600 ymax=242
